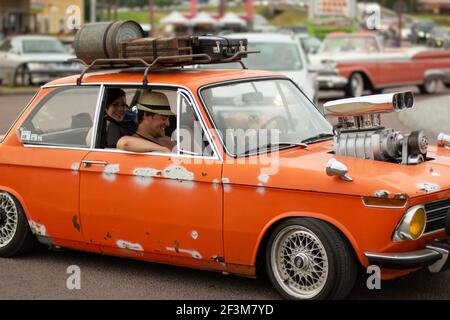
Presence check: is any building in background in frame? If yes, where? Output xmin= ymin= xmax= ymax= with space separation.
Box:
xmin=418 ymin=0 xmax=450 ymax=14
xmin=32 ymin=0 xmax=85 ymax=35
xmin=0 ymin=0 xmax=35 ymax=36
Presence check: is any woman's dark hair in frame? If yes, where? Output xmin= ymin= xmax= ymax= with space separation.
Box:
xmin=105 ymin=88 xmax=126 ymax=110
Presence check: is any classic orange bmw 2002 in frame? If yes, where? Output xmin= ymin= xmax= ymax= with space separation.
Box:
xmin=0 ymin=59 xmax=450 ymax=300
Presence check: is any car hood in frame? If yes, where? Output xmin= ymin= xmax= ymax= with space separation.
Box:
xmin=223 ymin=141 xmax=450 ymax=198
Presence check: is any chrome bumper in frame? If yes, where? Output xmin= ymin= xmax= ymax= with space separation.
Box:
xmin=365 ymin=239 xmax=450 ymax=273
xmin=317 ymin=74 xmax=348 ymax=90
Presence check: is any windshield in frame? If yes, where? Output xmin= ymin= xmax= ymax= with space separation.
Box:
xmin=201 ymin=42 xmax=303 ymax=71
xmin=200 ymin=78 xmax=332 ymax=156
xmin=22 ymin=39 xmax=67 ymax=54
xmin=300 ymin=36 xmax=321 ymax=51
xmin=321 ymin=36 xmax=380 ymax=54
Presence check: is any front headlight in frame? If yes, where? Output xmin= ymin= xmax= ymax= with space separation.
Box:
xmin=393 ymin=205 xmax=427 ymax=242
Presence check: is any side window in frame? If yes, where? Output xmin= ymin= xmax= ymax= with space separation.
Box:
xmin=19 ymin=87 xmax=99 ymax=148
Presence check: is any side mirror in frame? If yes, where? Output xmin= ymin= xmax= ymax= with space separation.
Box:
xmin=326 ymin=158 xmax=353 ymax=182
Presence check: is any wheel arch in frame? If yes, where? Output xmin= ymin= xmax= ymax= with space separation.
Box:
xmin=350 ymin=70 xmax=375 ymax=91
xmin=0 ymin=186 xmax=32 ymax=221
xmin=253 ymin=212 xmax=365 ymax=274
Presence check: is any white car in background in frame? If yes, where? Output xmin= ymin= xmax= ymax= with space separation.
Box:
xmin=200 ymin=33 xmax=318 ymax=103
xmin=0 ymin=35 xmax=82 ymax=86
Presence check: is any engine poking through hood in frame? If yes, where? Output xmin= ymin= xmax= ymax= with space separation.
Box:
xmin=323 ymin=91 xmax=428 ymax=165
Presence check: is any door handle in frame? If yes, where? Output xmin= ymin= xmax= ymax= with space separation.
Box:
xmin=81 ymin=160 xmax=109 ymax=168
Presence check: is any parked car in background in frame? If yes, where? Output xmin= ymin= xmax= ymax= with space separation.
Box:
xmin=297 ymin=34 xmax=322 ymax=55
xmin=427 ymin=26 xmax=450 ymax=49
xmin=411 ymin=20 xmax=436 ymax=44
xmin=199 ymin=33 xmax=317 ymax=103
xmin=310 ymin=32 xmax=450 ymax=97
xmin=0 ymin=35 xmax=82 ymax=86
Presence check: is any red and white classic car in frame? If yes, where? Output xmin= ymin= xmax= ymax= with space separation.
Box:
xmin=310 ymin=32 xmax=450 ymax=97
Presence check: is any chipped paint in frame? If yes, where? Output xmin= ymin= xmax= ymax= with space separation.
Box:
xmin=258 ymin=174 xmax=270 ymax=184
xmin=417 ymin=182 xmax=441 ymax=193
xmin=72 ymin=215 xmax=81 ymax=232
xmin=133 ymin=175 xmax=153 ymax=187
xmin=165 ymin=247 xmax=203 ymax=259
xmin=133 ymin=168 xmax=161 ymax=177
xmin=430 ymin=168 xmax=441 ymax=177
xmin=104 ymin=232 xmax=112 ymax=240
xmin=102 ymin=164 xmax=120 ymax=182
xmin=29 ymin=220 xmax=47 ymax=236
xmin=191 ymin=230 xmax=199 ymax=240
xmin=71 ymin=162 xmax=80 ymax=172
xmin=212 ymin=255 xmax=226 ymax=267
xmin=133 ymin=167 xmax=159 ymax=186
xmin=163 ymin=164 xmax=194 ymax=180
xmin=116 ymin=240 xmax=144 ymax=252
xmin=223 ymin=184 xmax=232 ymax=192
xmin=222 ymin=177 xmax=230 ymax=184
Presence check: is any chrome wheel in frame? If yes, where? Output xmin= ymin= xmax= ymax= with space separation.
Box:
xmin=350 ymin=73 xmax=364 ymax=97
xmin=271 ymin=225 xmax=329 ymax=299
xmin=0 ymin=193 xmax=19 ymax=248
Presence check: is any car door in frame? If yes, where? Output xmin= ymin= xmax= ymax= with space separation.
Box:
xmin=9 ymin=85 xmax=102 ymax=242
xmin=79 ymin=86 xmax=224 ymax=266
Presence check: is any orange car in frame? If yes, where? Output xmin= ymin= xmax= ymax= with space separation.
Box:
xmin=0 ymin=66 xmax=449 ymax=300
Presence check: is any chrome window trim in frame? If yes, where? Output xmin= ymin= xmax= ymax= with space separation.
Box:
xmin=35 ymin=82 xmax=222 ymax=161
xmin=90 ymin=84 xmax=105 ymax=149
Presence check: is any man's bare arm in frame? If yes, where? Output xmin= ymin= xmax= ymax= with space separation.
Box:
xmin=117 ymin=136 xmax=171 ymax=153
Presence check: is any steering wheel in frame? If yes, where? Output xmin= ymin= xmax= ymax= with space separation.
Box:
xmin=260 ymin=115 xmax=289 ymax=133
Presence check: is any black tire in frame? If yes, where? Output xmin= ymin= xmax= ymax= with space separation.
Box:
xmin=444 ymin=82 xmax=450 ymax=89
xmin=13 ymin=64 xmax=32 ymax=87
xmin=419 ymin=78 xmax=439 ymax=94
xmin=265 ymin=218 xmax=357 ymax=300
xmin=0 ymin=192 xmax=36 ymax=257
xmin=345 ymin=73 xmax=365 ymax=97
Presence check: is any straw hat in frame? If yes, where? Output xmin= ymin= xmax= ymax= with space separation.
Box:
xmin=136 ymin=91 xmax=174 ymax=116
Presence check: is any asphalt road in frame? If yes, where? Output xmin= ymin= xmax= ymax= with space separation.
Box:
xmin=0 ymin=89 xmax=450 ymax=300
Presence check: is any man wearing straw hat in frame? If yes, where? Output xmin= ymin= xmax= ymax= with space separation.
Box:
xmin=117 ymin=91 xmax=176 ymax=153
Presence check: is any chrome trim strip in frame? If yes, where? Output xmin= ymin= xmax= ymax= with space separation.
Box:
xmin=427 ymin=216 xmax=447 ymax=223
xmin=424 ymin=228 xmax=445 ymax=236
xmin=90 ymin=84 xmax=104 ymax=149
xmin=426 ymin=205 xmax=450 ymax=214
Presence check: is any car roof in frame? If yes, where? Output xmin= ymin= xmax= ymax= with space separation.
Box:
xmin=44 ymin=69 xmax=281 ymax=90
xmin=225 ymin=33 xmax=298 ymax=44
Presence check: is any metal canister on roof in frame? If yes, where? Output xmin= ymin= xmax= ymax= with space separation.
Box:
xmin=74 ymin=20 xmax=144 ymax=64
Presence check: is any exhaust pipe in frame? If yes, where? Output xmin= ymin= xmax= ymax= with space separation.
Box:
xmin=324 ymin=91 xmax=414 ymax=117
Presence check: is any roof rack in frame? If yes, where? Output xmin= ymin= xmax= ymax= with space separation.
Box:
xmin=74 ymin=51 xmax=256 ymax=86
